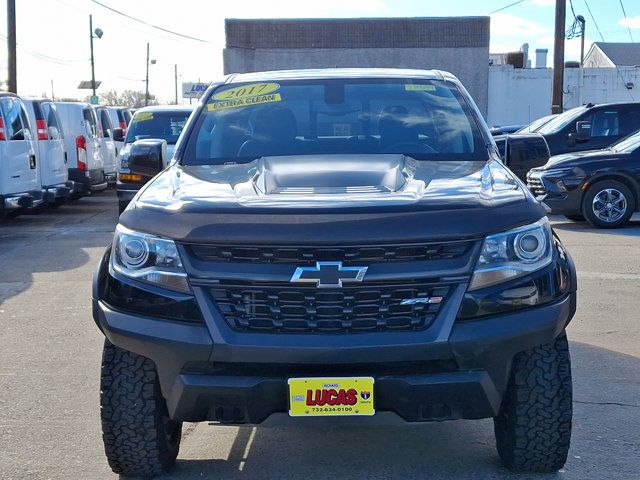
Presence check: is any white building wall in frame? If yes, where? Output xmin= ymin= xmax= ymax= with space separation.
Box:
xmin=487 ymin=65 xmax=640 ymax=127
xmin=487 ymin=65 xmax=552 ymax=127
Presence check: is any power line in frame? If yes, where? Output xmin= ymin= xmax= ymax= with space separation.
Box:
xmin=488 ymin=0 xmax=526 ymax=15
xmin=87 ymin=0 xmax=212 ymax=43
xmin=582 ymin=0 xmax=634 ymax=100
xmin=583 ymin=0 xmax=605 ymax=41
xmin=0 ymin=32 xmax=87 ymax=65
xmin=619 ymin=0 xmax=635 ymax=42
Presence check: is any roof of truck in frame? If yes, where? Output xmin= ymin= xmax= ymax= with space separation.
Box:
xmin=226 ymin=68 xmax=455 ymax=84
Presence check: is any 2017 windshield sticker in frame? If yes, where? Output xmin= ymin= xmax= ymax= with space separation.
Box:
xmin=207 ymin=93 xmax=282 ymax=111
xmin=132 ymin=112 xmax=154 ymax=122
xmin=405 ymin=84 xmax=436 ymax=91
xmin=213 ymin=83 xmax=280 ymax=101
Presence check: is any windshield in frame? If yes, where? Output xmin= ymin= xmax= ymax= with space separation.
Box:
xmin=125 ymin=110 xmax=191 ymax=145
xmin=612 ymin=130 xmax=640 ymax=152
xmin=537 ymin=107 xmax=587 ymax=135
xmin=516 ymin=114 xmax=556 ymax=133
xmin=184 ymin=79 xmax=487 ymax=165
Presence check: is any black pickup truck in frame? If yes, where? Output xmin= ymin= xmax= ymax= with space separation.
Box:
xmin=92 ymin=69 xmax=577 ymax=477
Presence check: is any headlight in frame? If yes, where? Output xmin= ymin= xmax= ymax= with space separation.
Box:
xmin=469 ymin=218 xmax=553 ymax=291
xmin=119 ymin=147 xmax=130 ymax=170
xmin=110 ymin=224 xmax=190 ymax=293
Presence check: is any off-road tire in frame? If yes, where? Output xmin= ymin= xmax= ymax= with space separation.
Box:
xmin=494 ymin=332 xmax=572 ymax=473
xmin=563 ymin=214 xmax=585 ymax=222
xmin=100 ymin=340 xmax=182 ymax=477
xmin=582 ymin=180 xmax=634 ymax=229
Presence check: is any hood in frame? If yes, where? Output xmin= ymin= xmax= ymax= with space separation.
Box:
xmin=542 ymin=148 xmax=617 ymax=169
xmin=121 ymin=155 xmax=544 ymax=244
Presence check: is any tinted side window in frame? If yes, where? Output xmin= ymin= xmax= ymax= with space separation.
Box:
xmin=19 ymin=104 xmax=32 ymax=139
xmin=99 ymin=109 xmax=113 ymax=137
xmin=0 ymin=97 xmax=27 ymax=140
xmin=41 ymin=103 xmax=63 ymax=139
xmin=621 ymin=106 xmax=640 ymax=136
xmin=83 ymin=108 xmax=98 ymax=138
xmin=590 ymin=109 xmax=620 ymax=137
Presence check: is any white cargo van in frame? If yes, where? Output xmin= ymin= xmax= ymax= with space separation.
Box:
xmin=105 ymin=106 xmax=131 ymax=153
xmin=23 ymin=98 xmax=76 ymax=205
xmin=54 ymin=102 xmax=107 ymax=195
xmin=96 ymin=106 xmax=118 ymax=185
xmin=0 ymin=93 xmax=44 ymax=218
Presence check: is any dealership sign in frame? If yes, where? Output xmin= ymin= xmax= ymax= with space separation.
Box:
xmin=182 ymin=82 xmax=210 ymax=98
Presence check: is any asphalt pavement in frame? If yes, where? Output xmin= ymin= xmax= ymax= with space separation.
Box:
xmin=0 ymin=190 xmax=638 ymax=479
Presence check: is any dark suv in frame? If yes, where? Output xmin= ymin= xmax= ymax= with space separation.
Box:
xmin=113 ymin=105 xmax=193 ymax=213
xmin=92 ymin=69 xmax=577 ymax=477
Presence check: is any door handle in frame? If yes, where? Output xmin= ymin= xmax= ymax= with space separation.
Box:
xmin=29 ymin=154 xmax=37 ymax=169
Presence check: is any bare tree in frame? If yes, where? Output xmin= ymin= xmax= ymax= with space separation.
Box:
xmin=87 ymin=90 xmax=159 ymax=108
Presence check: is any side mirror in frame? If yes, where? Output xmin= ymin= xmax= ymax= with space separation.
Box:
xmin=568 ymin=121 xmax=592 ymax=145
xmin=504 ymin=133 xmax=550 ymax=181
xmin=128 ymin=139 xmax=167 ymax=178
xmin=112 ymin=128 xmax=125 ymax=143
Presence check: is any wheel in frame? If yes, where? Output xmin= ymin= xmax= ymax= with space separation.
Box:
xmin=582 ymin=180 xmax=634 ymax=228
xmin=100 ymin=340 xmax=182 ymax=477
xmin=494 ymin=333 xmax=572 ymax=473
xmin=563 ymin=214 xmax=585 ymax=222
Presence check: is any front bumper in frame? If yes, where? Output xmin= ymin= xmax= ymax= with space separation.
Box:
xmin=93 ymin=256 xmax=577 ymax=424
xmin=527 ymin=171 xmax=584 ymax=215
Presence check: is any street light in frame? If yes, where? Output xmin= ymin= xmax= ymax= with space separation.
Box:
xmin=145 ymin=43 xmax=157 ymax=106
xmin=89 ymin=15 xmax=103 ymax=104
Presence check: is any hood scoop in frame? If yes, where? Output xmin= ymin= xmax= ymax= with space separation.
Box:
xmin=253 ymin=155 xmax=408 ymax=195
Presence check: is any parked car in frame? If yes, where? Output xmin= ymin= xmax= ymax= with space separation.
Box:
xmin=515 ymin=114 xmax=557 ymax=133
xmin=93 ymin=68 xmax=577 ymax=477
xmin=23 ymin=98 xmax=76 ymax=206
xmin=528 ymin=129 xmax=640 ymax=228
xmin=501 ymin=133 xmax=551 ymax=182
xmin=0 ymin=93 xmax=44 ymax=218
xmin=54 ymin=102 xmax=107 ymax=195
xmin=95 ymin=106 xmax=118 ymax=185
xmin=114 ymin=105 xmax=193 ymax=213
xmin=489 ymin=124 xmax=524 ymax=136
xmin=533 ymin=102 xmax=640 ymax=155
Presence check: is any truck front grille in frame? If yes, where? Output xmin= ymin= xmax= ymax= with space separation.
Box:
xmin=209 ymin=281 xmax=451 ymax=333
xmin=188 ymin=241 xmax=471 ymax=266
xmin=527 ymin=176 xmax=547 ymax=196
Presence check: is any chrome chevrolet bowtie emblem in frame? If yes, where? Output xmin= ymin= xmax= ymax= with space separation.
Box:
xmin=290 ymin=261 xmax=368 ymax=288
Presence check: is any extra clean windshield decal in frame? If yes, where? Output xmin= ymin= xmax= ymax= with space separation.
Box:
xmin=208 ymin=83 xmax=282 ymax=111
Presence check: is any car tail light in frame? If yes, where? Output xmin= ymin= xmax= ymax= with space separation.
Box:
xmin=76 ymin=135 xmax=87 ymax=171
xmin=36 ymin=119 xmax=48 ymax=140
xmin=0 ymin=117 xmax=5 ymax=141
xmin=119 ymin=121 xmax=127 ymax=136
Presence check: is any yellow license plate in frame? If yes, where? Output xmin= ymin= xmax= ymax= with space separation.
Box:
xmin=288 ymin=377 xmax=375 ymax=417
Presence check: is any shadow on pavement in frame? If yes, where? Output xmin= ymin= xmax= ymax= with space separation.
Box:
xmin=0 ymin=191 xmax=117 ymax=305
xmin=152 ymin=341 xmax=639 ymax=480
xmin=551 ymin=216 xmax=640 ymax=236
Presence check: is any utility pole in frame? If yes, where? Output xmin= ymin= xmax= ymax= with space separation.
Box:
xmin=551 ymin=0 xmax=566 ymax=114
xmin=145 ymin=42 xmax=150 ymax=106
xmin=51 ymin=79 xmax=54 ymax=100
xmin=174 ymin=64 xmax=178 ymax=104
xmin=7 ymin=0 xmax=17 ymax=93
xmin=90 ymin=14 xmax=96 ymax=99
xmin=578 ymin=15 xmax=586 ymax=66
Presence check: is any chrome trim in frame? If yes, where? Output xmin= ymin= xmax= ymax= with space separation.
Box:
xmin=290 ymin=261 xmax=368 ymax=289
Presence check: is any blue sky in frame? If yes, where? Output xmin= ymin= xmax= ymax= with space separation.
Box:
xmin=0 ymin=0 xmax=638 ymax=101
